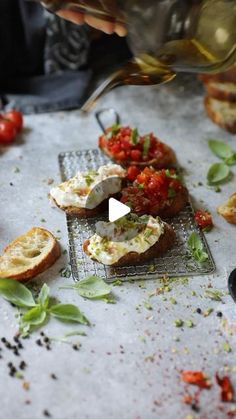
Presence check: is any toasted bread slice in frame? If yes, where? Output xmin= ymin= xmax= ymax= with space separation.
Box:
xmin=153 ymin=187 xmax=189 ymax=218
xmin=100 ymin=144 xmax=176 ymax=170
xmin=205 ymin=82 xmax=236 ymax=103
xmin=0 ymin=227 xmax=61 ymax=281
xmin=204 ymin=96 xmax=236 ymax=133
xmin=218 ymin=193 xmax=236 ymax=224
xmin=83 ymin=222 xmax=175 ymax=267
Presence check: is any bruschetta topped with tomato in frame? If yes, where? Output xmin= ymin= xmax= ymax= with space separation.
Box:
xmin=121 ymin=167 xmax=188 ymax=218
xmin=99 ymin=125 xmax=176 ymax=169
xmin=83 ymin=215 xmax=176 ymax=266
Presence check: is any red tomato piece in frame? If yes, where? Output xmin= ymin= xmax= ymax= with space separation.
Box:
xmin=127 ymin=166 xmax=141 ymax=182
xmin=0 ymin=119 xmax=16 ymax=145
xmin=130 ymin=149 xmax=142 ymax=161
xmin=215 ymin=374 xmax=234 ymax=402
xmin=194 ymin=209 xmax=213 ymax=231
xmin=4 ymin=110 xmax=23 ymax=133
xmin=181 ymin=371 xmax=212 ymax=389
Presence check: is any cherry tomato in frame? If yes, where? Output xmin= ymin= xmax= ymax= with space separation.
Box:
xmin=0 ymin=119 xmax=16 ymax=145
xmin=4 ymin=110 xmax=23 ymax=133
xmin=194 ymin=209 xmax=213 ymax=231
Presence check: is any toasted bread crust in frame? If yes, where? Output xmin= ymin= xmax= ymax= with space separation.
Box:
xmin=205 ymin=82 xmax=236 ymax=103
xmin=0 ymin=227 xmax=61 ymax=281
xmin=217 ymin=193 xmax=236 ymax=224
xmin=83 ymin=223 xmax=175 ymax=267
xmin=204 ymin=96 xmax=236 ymax=134
xmin=100 ymin=144 xmax=176 ymax=169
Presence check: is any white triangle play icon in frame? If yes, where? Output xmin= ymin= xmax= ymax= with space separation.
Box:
xmin=109 ymin=198 xmax=131 ymax=222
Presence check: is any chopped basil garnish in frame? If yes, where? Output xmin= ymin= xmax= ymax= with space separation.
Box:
xmin=106 ymin=124 xmax=120 ymax=139
xmin=144 ymin=228 xmax=153 ymax=238
xmin=131 ymin=128 xmax=139 ymax=145
xmin=165 ymin=169 xmax=181 ymax=181
xmin=142 ymin=135 xmax=151 ymax=157
xmin=168 ymin=188 xmax=176 ymax=198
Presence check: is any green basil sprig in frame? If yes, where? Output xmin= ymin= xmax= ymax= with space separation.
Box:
xmin=0 ymin=279 xmax=89 ymax=335
xmin=187 ymin=232 xmax=209 ymax=263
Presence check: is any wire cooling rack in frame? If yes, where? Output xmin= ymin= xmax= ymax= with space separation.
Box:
xmin=58 ymin=149 xmax=215 ymax=282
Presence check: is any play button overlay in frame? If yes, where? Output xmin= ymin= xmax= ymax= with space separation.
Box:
xmin=109 ymin=198 xmax=131 ymax=222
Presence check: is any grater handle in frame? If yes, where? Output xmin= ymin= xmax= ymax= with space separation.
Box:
xmin=95 ymin=108 xmax=120 ymax=134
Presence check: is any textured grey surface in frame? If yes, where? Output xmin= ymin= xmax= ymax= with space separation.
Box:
xmin=0 ymin=76 xmax=236 ymax=419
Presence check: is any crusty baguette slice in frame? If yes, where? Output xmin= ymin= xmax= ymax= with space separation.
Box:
xmin=83 ymin=223 xmax=175 ymax=267
xmin=204 ymin=96 xmax=236 ymax=133
xmin=218 ymin=193 xmax=236 ymax=224
xmin=205 ymin=82 xmax=236 ymax=103
xmin=0 ymin=227 xmax=61 ymax=281
xmin=99 ymin=144 xmax=176 ymax=170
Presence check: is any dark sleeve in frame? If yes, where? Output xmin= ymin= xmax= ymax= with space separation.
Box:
xmin=0 ymin=0 xmax=46 ymax=83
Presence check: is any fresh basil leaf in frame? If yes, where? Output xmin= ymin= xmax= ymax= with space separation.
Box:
xmin=50 ymin=304 xmax=89 ymax=325
xmin=37 ymin=284 xmax=49 ymax=309
xmin=207 ymin=162 xmax=230 ymax=185
xmin=142 ymin=136 xmax=151 ymax=157
xmin=187 ymin=232 xmax=209 ymax=263
xmin=71 ymin=276 xmax=112 ymax=300
xmin=22 ymin=306 xmax=47 ymax=326
xmin=208 ymin=139 xmax=233 ymax=159
xmin=224 ymin=152 xmax=236 ymax=166
xmin=0 ymin=278 xmax=36 ymax=308
xmin=194 ymin=248 xmax=208 ymax=263
xmin=131 ymin=128 xmax=139 ymax=145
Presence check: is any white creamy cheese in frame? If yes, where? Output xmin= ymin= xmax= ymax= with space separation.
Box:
xmin=50 ymin=164 xmax=126 ymax=209
xmin=87 ymin=216 xmax=165 ymax=265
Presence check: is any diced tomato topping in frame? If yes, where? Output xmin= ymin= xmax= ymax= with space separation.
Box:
xmin=127 ymin=166 xmax=141 ymax=182
xmin=130 ymin=149 xmax=142 ymax=161
xmin=115 ymin=150 xmax=126 ymax=161
xmin=194 ymin=209 xmax=213 ymax=231
xmin=121 ymin=167 xmax=184 ymax=214
xmin=98 ymin=125 xmax=169 ymax=163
